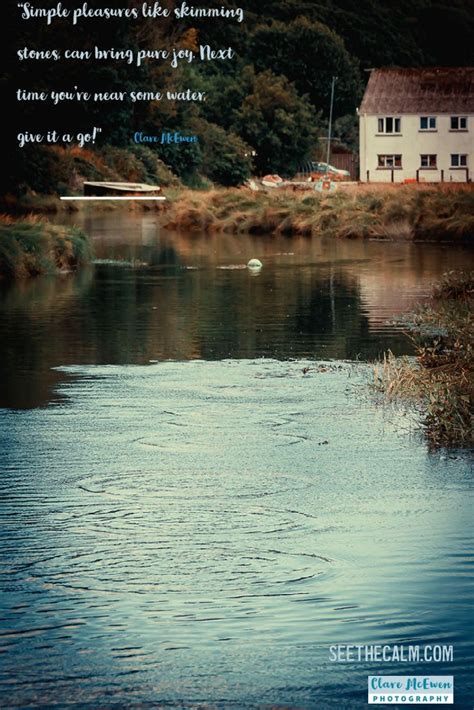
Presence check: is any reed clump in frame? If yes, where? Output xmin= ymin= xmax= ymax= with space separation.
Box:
xmin=374 ymin=271 xmax=473 ymax=447
xmin=0 ymin=216 xmax=92 ymax=278
xmin=163 ymin=185 xmax=474 ymax=241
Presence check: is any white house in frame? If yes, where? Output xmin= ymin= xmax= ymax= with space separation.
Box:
xmin=359 ymin=68 xmax=474 ymax=183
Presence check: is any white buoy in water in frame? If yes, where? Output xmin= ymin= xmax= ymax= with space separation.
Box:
xmin=247 ymin=258 xmax=263 ymax=270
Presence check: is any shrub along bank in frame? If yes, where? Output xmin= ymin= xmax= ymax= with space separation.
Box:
xmin=374 ymin=271 xmax=473 ymax=448
xmin=0 ymin=218 xmax=92 ymax=278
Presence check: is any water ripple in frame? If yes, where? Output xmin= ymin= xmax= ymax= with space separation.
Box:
xmin=0 ymin=360 xmax=472 ymax=708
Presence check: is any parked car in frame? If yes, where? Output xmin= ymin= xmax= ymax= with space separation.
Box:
xmin=309 ymin=162 xmax=350 ymax=181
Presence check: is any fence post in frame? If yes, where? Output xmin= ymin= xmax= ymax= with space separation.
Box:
xmin=391 ymin=169 xmax=394 ymax=183
xmin=366 ymin=170 xmax=370 ymax=183
xmin=441 ymin=170 xmax=444 ymax=183
xmin=416 ymin=169 xmax=420 ymax=183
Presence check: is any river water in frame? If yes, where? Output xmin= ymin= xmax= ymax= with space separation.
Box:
xmin=0 ymin=214 xmax=473 ymax=708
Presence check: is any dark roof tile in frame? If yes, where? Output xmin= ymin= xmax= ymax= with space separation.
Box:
xmin=360 ymin=68 xmax=474 ymax=114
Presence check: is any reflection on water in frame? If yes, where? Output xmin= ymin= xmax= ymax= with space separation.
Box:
xmin=0 ymin=360 xmax=472 ymax=708
xmin=0 ymin=214 xmax=472 ymax=408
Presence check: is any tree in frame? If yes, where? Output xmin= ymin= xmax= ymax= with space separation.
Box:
xmin=232 ymin=71 xmax=319 ymax=176
xmin=191 ymin=119 xmax=253 ymax=187
xmin=332 ymin=114 xmax=359 ymax=152
xmin=249 ymin=17 xmax=361 ymax=118
xmin=156 ymin=138 xmax=203 ymax=183
xmin=241 ymin=0 xmax=474 ymax=69
xmin=194 ymin=64 xmax=256 ymax=131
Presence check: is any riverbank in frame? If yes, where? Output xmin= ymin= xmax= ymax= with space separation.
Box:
xmin=4 ymin=185 xmax=474 ymax=242
xmin=3 ymin=144 xmax=181 ymax=215
xmin=0 ymin=193 xmax=166 ymax=215
xmin=374 ymin=271 xmax=473 ymax=447
xmin=163 ymin=185 xmax=474 ymax=241
xmin=0 ymin=217 xmax=91 ymax=278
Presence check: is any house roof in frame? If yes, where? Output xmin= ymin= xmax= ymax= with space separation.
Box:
xmin=359 ymin=67 xmax=474 ymax=114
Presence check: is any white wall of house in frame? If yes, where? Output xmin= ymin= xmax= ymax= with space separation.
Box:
xmin=359 ymin=114 xmax=473 ymax=183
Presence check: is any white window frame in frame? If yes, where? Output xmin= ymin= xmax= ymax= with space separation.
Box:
xmin=378 ymin=154 xmax=402 ymax=169
xmin=420 ymin=116 xmax=437 ymax=131
xmin=377 ymin=117 xmax=402 ymax=134
xmin=420 ymin=154 xmax=437 ymax=169
xmin=450 ymin=116 xmax=468 ymax=131
xmin=451 ymin=154 xmax=468 ymax=168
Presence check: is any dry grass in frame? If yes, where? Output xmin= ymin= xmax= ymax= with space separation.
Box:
xmin=432 ymin=269 xmax=474 ymax=300
xmin=163 ymin=185 xmax=474 ymax=241
xmin=0 ymin=216 xmax=92 ymax=278
xmin=374 ymin=272 xmax=473 ymax=448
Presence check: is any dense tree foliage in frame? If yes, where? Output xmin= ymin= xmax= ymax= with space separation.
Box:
xmin=5 ymin=0 xmax=474 ymax=190
xmin=233 ymin=71 xmax=319 ymax=176
xmin=249 ymin=18 xmax=361 ymax=117
xmin=190 ymin=119 xmax=254 ymax=186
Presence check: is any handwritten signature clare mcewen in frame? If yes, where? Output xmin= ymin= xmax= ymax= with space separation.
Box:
xmin=134 ymin=132 xmax=199 ymax=145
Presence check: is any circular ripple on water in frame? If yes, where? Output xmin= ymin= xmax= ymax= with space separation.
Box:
xmin=24 ymin=472 xmax=335 ymax=597
xmin=76 ymin=468 xmax=316 ymax=501
xmin=30 ymin=534 xmax=334 ymax=598
xmin=133 ymin=429 xmax=311 ymax=452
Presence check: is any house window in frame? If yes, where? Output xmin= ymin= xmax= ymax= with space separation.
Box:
xmin=420 ymin=116 xmax=437 ymax=130
xmin=451 ymin=116 xmax=468 ymax=131
xmin=378 ymin=155 xmax=402 ymax=168
xmin=377 ymin=117 xmax=401 ymax=134
xmin=420 ymin=154 xmax=437 ymax=168
xmin=451 ymin=154 xmax=468 ymax=168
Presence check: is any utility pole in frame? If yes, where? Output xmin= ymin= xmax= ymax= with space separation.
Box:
xmin=326 ymin=76 xmax=337 ymax=173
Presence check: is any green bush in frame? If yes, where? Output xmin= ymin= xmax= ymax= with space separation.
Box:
xmin=129 ymin=145 xmax=182 ymax=187
xmin=374 ymin=272 xmax=473 ymax=447
xmin=99 ymin=146 xmax=149 ymax=183
xmin=0 ymin=220 xmax=92 ymax=278
xmin=191 ymin=120 xmax=253 ymax=187
xmin=6 ymin=144 xmax=182 ymax=198
xmin=10 ymin=147 xmax=74 ymax=195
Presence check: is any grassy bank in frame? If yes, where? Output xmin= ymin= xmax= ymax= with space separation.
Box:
xmin=374 ymin=271 xmax=473 ymax=448
xmin=2 ymin=144 xmax=181 ymax=215
xmin=163 ymin=185 xmax=474 ymax=241
xmin=0 ymin=217 xmax=92 ymax=278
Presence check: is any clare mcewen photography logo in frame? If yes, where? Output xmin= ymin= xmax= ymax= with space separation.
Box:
xmin=368 ymin=676 xmax=454 ymax=705
xmin=134 ymin=131 xmax=199 ymax=145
